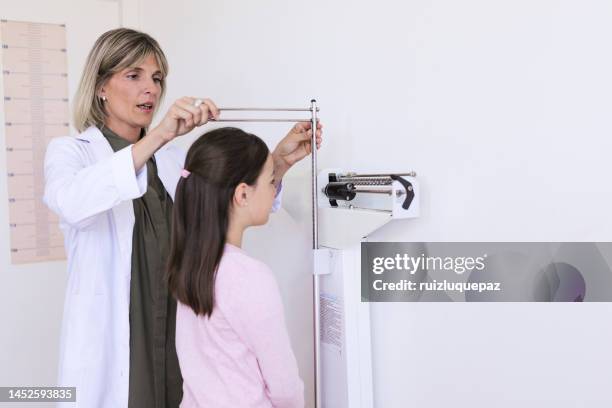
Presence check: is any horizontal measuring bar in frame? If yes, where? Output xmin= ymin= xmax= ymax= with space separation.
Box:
xmin=218 ymin=107 xmax=319 ymax=112
xmin=210 ymin=118 xmax=312 ymax=123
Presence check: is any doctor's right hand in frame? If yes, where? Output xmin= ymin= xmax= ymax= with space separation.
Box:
xmin=132 ymin=97 xmax=219 ymax=172
xmin=153 ymin=97 xmax=220 ymax=143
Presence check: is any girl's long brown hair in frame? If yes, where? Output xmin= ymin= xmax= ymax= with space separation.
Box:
xmin=167 ymin=127 xmax=269 ymax=317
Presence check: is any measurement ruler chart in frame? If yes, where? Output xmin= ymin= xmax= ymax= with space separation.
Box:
xmin=1 ymin=20 xmax=68 ymax=264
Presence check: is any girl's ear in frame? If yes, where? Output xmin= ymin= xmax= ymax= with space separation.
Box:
xmin=233 ymin=183 xmax=249 ymax=207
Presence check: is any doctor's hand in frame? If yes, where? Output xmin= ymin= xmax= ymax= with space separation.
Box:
xmin=133 ymin=97 xmax=219 ymax=172
xmin=153 ymin=97 xmax=219 ymax=143
xmin=271 ymin=121 xmax=323 ymax=182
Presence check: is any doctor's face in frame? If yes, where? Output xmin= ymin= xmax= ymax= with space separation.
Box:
xmin=99 ymin=54 xmax=163 ymax=136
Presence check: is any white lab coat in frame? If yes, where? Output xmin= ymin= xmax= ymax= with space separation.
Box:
xmin=43 ymin=126 xmax=282 ymax=408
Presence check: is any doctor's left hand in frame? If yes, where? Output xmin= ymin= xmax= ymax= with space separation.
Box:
xmin=272 ymin=121 xmax=323 ymax=180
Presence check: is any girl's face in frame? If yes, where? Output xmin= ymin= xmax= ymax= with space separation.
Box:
xmin=100 ymin=54 xmax=163 ymax=136
xmin=246 ymin=154 xmax=277 ymax=226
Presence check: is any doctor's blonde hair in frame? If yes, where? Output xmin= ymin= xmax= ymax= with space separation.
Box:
xmin=73 ymin=28 xmax=169 ymax=133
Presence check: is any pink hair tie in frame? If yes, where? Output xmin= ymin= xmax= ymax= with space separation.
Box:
xmin=181 ymin=169 xmax=191 ymax=179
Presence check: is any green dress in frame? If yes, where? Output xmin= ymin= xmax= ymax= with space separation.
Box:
xmin=101 ymin=127 xmax=183 ymax=408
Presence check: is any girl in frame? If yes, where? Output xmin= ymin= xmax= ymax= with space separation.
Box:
xmin=168 ymin=127 xmax=305 ymax=408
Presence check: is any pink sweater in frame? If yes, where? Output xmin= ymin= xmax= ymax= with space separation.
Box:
xmin=176 ymin=244 xmax=304 ymax=408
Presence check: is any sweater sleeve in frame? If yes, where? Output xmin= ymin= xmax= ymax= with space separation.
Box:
xmin=219 ymin=258 xmax=304 ymax=408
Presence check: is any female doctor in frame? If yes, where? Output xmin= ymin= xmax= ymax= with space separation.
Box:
xmin=43 ymin=28 xmax=322 ymax=408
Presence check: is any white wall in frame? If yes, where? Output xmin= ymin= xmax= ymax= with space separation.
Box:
xmin=138 ymin=0 xmax=612 ymax=407
xmin=2 ymin=0 xmax=612 ymax=407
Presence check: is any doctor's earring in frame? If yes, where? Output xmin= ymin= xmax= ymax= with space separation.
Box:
xmin=100 ymin=96 xmax=107 ymax=103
